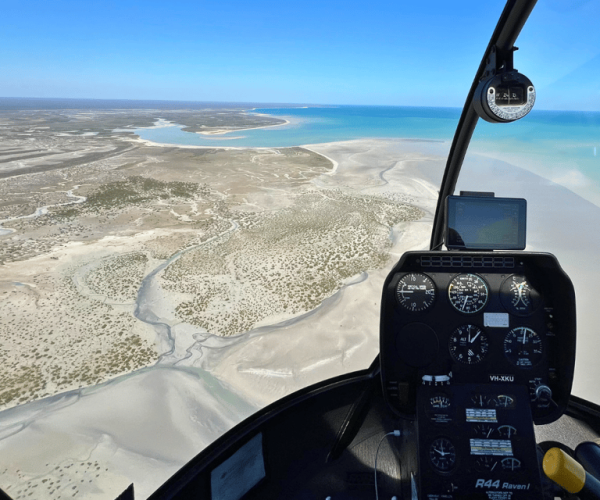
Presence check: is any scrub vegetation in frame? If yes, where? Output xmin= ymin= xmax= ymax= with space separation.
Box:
xmin=162 ymin=189 xmax=423 ymax=336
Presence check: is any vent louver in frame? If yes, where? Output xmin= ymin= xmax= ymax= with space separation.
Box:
xmin=420 ymin=255 xmax=515 ymax=269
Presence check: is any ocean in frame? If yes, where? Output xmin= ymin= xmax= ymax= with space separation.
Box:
xmin=2 ymin=97 xmax=599 ymax=203
xmin=125 ymin=104 xmax=600 ymax=206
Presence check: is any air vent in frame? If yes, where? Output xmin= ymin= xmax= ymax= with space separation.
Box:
xmin=420 ymin=255 xmax=515 ymax=269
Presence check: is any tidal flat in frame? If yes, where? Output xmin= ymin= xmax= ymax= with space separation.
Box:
xmin=0 ymin=106 xmax=444 ymax=499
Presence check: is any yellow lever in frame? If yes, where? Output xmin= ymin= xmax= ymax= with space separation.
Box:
xmin=543 ymin=447 xmax=586 ymax=494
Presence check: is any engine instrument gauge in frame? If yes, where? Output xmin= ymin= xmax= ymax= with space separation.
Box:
xmin=396 ymin=273 xmax=436 ymax=312
xmin=497 ymin=425 xmax=517 ymax=438
xmin=501 ymin=457 xmax=521 ymax=471
xmin=504 ymin=327 xmax=543 ymax=368
xmin=495 ymin=395 xmax=515 ymax=409
xmin=430 ymin=395 xmax=451 ymax=409
xmin=474 ymin=456 xmax=498 ymax=471
xmin=448 ymin=274 xmax=489 ymax=314
xmin=470 ymin=393 xmax=491 ymax=408
xmin=449 ymin=325 xmax=489 ymax=365
xmin=473 ymin=424 xmax=495 ymax=438
xmin=429 ymin=437 xmax=457 ymax=472
xmin=500 ymin=275 xmax=540 ymax=316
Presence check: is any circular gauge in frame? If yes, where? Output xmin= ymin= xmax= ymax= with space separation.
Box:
xmin=473 ymin=424 xmax=495 ymax=438
xmin=497 ymin=425 xmax=517 ymax=439
xmin=448 ymin=274 xmax=489 ymax=314
xmin=396 ymin=273 xmax=436 ymax=312
xmin=426 ymin=393 xmax=453 ymax=424
xmin=430 ymin=394 xmax=451 ymax=410
xmin=500 ymin=275 xmax=540 ymax=316
xmin=475 ymin=456 xmax=498 ymax=471
xmin=429 ymin=437 xmax=457 ymax=472
xmin=495 ymin=395 xmax=515 ymax=409
xmin=449 ymin=325 xmax=489 ymax=365
xmin=501 ymin=457 xmax=521 ymax=471
xmin=504 ymin=327 xmax=543 ymax=368
xmin=471 ymin=393 xmax=491 ymax=408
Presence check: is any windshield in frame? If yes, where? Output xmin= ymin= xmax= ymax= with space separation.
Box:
xmin=0 ymin=1 xmax=598 ymax=499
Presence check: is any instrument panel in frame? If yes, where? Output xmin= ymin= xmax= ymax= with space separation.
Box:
xmin=380 ymin=251 xmax=576 ymax=425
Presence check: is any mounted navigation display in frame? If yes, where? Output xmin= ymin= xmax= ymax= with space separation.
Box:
xmin=445 ymin=195 xmax=526 ymax=250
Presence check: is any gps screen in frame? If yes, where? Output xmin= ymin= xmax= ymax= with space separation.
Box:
xmin=446 ymin=196 xmax=527 ymax=250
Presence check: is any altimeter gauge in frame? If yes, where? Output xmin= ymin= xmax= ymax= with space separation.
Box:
xmin=448 ymin=274 xmax=489 ymax=314
xmin=449 ymin=325 xmax=489 ymax=365
xmin=504 ymin=327 xmax=543 ymax=368
xmin=396 ymin=273 xmax=436 ymax=312
xmin=429 ymin=437 xmax=457 ymax=472
xmin=500 ymin=275 xmax=540 ymax=316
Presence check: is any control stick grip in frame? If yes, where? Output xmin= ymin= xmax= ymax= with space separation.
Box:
xmin=543 ymin=447 xmax=600 ymax=499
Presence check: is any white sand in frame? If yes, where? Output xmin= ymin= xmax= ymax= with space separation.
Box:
xmin=1 ymin=138 xmax=599 ymax=499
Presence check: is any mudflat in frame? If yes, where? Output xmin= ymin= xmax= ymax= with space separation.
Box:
xmin=0 ymin=107 xmax=444 ymax=499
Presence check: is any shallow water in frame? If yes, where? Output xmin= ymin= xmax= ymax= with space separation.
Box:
xmin=133 ymin=105 xmax=600 ymax=205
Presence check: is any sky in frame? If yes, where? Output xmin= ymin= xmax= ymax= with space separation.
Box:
xmin=0 ymin=0 xmax=599 ymax=110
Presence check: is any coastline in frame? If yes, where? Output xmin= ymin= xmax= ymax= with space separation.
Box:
xmin=197 ymin=113 xmax=291 ymax=136
xmin=3 ymin=129 xmax=600 ymax=499
xmin=0 ymin=137 xmax=442 ymax=499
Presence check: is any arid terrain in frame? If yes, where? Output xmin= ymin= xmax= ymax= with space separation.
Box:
xmin=0 ymin=106 xmax=447 ymax=500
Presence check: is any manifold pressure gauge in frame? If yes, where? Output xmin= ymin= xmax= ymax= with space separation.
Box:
xmin=474 ymin=70 xmax=535 ymax=123
xmin=396 ymin=272 xmax=436 ymax=312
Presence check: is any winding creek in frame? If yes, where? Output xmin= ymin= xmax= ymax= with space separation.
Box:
xmin=133 ymin=219 xmax=240 ymax=364
xmin=0 ymin=187 xmax=86 ymax=236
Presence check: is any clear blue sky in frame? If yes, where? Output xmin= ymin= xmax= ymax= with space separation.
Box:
xmin=1 ymin=0 xmax=598 ymax=110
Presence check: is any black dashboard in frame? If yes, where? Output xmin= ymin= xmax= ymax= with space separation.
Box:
xmin=380 ymin=251 xmax=576 ymax=424
xmin=379 ymin=251 xmax=576 ymax=498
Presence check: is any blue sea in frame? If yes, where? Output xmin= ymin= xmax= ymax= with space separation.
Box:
xmin=2 ymin=98 xmax=600 ymax=204
xmin=128 ymin=104 xmax=600 ymax=204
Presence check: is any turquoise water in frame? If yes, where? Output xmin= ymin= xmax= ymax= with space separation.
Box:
xmin=134 ymin=105 xmax=600 ymax=204
xmin=134 ymin=105 xmax=462 ymax=147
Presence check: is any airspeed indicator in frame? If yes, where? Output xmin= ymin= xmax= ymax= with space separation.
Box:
xmin=448 ymin=274 xmax=489 ymax=314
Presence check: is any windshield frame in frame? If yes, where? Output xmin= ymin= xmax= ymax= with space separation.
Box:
xmin=430 ymin=0 xmax=537 ymax=250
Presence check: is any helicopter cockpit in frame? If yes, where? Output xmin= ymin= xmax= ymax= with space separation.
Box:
xmin=122 ymin=1 xmax=600 ymax=499
xmin=379 ymin=192 xmax=576 ymax=498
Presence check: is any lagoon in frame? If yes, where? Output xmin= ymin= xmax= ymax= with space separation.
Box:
xmin=133 ymin=105 xmax=600 ymax=206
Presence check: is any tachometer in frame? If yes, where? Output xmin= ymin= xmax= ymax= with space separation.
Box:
xmin=448 ymin=274 xmax=489 ymax=314
xmin=396 ymin=273 xmax=436 ymax=312
xmin=503 ymin=327 xmax=543 ymax=368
